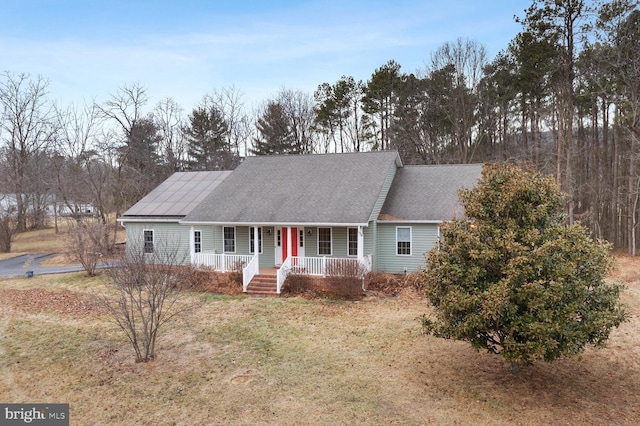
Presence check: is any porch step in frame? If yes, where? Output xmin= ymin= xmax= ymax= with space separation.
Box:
xmin=246 ymin=274 xmax=278 ymax=296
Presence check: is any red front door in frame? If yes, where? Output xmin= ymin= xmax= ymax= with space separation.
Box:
xmin=281 ymin=227 xmax=299 ymax=263
xmin=291 ymin=227 xmax=298 ymax=257
xmin=282 ymin=227 xmax=288 ymax=262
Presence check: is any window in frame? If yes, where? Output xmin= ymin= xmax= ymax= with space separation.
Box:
xmin=194 ymin=230 xmax=202 ymax=253
xmin=223 ymin=227 xmax=236 ymax=253
xmin=276 ymin=229 xmax=281 ymax=247
xmin=299 ymin=229 xmax=304 ymax=248
xmin=143 ymin=229 xmax=154 ymax=254
xmin=348 ymin=228 xmax=358 ymax=256
xmin=318 ymin=227 xmax=332 ymax=256
xmin=396 ymin=227 xmax=411 ymax=255
xmin=249 ymin=227 xmax=262 ymax=254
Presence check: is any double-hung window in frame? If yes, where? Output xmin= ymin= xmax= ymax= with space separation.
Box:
xmin=347 ymin=228 xmax=358 ymax=257
xmin=396 ymin=227 xmax=411 ymax=256
xmin=223 ymin=227 xmax=236 ymax=253
xmin=249 ymin=227 xmax=262 ymax=254
xmin=194 ymin=230 xmax=202 ymax=253
xmin=143 ymin=229 xmax=154 ymax=254
xmin=318 ymin=227 xmax=332 ymax=256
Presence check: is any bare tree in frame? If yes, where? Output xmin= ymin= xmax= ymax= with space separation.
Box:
xmin=53 ymin=101 xmax=103 ymax=230
xmin=251 ymin=88 xmax=317 ymax=155
xmin=153 ymin=97 xmax=187 ymax=173
xmin=97 ymin=83 xmax=164 ymax=227
xmin=0 ymin=72 xmax=55 ymax=231
xmin=100 ymin=242 xmax=200 ymax=362
xmin=208 ymin=86 xmax=252 ymax=158
xmin=428 ymin=38 xmax=488 ymax=163
xmin=278 ymin=88 xmax=317 ymax=154
xmin=0 ymin=197 xmax=17 ymax=253
xmin=65 ymin=218 xmax=111 ymax=276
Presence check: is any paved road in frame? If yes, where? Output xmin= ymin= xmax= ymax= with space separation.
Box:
xmin=0 ymin=254 xmax=89 ymax=277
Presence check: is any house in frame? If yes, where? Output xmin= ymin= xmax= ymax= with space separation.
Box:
xmin=119 ymin=151 xmax=482 ymax=294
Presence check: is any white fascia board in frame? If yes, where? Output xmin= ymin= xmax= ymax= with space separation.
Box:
xmin=179 ymin=220 xmax=370 ymax=227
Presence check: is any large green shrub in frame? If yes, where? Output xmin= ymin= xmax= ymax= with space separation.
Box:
xmin=421 ymin=163 xmax=627 ymax=369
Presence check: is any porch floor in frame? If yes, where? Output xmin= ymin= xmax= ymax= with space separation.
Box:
xmin=258 ymin=267 xmax=278 ymax=276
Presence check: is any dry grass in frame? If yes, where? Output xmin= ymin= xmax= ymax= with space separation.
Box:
xmin=0 ymin=217 xmax=125 ymax=264
xmin=0 ymin=258 xmax=639 ymax=425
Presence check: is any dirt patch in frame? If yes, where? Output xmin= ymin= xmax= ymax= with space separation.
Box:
xmin=0 ymin=288 xmax=102 ymax=318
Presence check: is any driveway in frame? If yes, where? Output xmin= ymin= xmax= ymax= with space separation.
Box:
xmin=0 ymin=254 xmax=88 ymax=277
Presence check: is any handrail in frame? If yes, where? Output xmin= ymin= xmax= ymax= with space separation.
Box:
xmin=276 ymin=256 xmax=292 ymax=294
xmin=242 ymin=254 xmax=259 ymax=292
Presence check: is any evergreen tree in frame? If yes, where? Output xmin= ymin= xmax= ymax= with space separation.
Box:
xmin=185 ymin=104 xmax=230 ymax=170
xmin=421 ymin=163 xmax=627 ymax=370
xmin=251 ymin=101 xmax=301 ymax=155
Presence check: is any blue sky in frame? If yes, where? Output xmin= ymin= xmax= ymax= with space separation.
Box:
xmin=1 ymin=0 xmax=533 ymax=110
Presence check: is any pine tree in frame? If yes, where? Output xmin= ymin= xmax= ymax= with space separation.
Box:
xmin=185 ymin=105 xmax=229 ymax=170
xmin=251 ymin=102 xmax=301 ymax=155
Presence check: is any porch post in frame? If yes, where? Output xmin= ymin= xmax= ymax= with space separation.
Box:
xmin=286 ymin=226 xmax=292 ymax=262
xmin=357 ymin=225 xmax=364 ymax=262
xmin=253 ymin=225 xmax=260 ymax=264
xmin=189 ymin=225 xmax=195 ymax=264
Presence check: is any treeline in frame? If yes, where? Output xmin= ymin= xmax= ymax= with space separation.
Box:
xmin=0 ymin=0 xmax=639 ymax=253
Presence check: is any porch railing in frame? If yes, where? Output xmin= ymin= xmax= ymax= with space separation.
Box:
xmin=192 ymin=252 xmax=254 ymax=273
xmin=242 ymin=254 xmax=260 ymax=292
xmin=193 ymin=252 xmax=373 ymax=295
xmin=276 ymin=255 xmax=373 ymax=294
xmin=276 ymin=256 xmax=292 ymax=294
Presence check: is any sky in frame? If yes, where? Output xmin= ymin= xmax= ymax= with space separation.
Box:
xmin=0 ymin=0 xmax=534 ymax=111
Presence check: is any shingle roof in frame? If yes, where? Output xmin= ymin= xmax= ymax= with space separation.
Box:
xmin=379 ymin=164 xmax=482 ymax=221
xmin=121 ymin=171 xmax=232 ymax=218
xmin=183 ymin=151 xmax=401 ymax=225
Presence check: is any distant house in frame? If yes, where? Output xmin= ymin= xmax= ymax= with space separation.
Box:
xmin=119 ymin=151 xmax=482 ymax=294
xmin=0 ymin=193 xmax=94 ymax=218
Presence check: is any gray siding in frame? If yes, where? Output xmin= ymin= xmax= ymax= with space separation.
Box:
xmin=211 ymin=225 xmax=276 ymax=269
xmin=364 ymin=224 xmax=374 ymax=258
xmin=375 ymin=222 xmax=440 ymax=274
xmin=368 ymin=163 xmax=397 ymax=271
xmin=124 ymin=221 xmax=191 ymax=265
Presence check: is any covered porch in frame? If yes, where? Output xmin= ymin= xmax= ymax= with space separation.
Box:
xmin=191 ymin=251 xmax=372 ymax=294
xmin=188 ymin=223 xmax=372 ymax=294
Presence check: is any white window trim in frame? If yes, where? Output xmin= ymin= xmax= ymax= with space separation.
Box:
xmin=249 ymin=227 xmax=263 ymax=254
xmin=396 ymin=226 xmax=412 ymax=256
xmin=347 ymin=227 xmax=358 ymax=257
xmin=194 ymin=229 xmax=202 ymax=253
xmin=317 ymin=227 xmax=332 ymax=256
xmin=143 ymin=229 xmax=154 ymax=254
xmin=223 ymin=226 xmax=236 ymax=253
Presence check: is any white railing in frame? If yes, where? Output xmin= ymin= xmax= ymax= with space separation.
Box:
xmin=192 ymin=252 xmax=254 ymax=273
xmin=242 ymin=254 xmax=260 ymax=292
xmin=287 ymin=256 xmax=372 ymax=277
xmin=193 ymin=252 xmax=373 ymax=295
xmin=276 ymin=255 xmax=373 ymax=294
xmin=276 ymin=256 xmax=292 ymax=294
